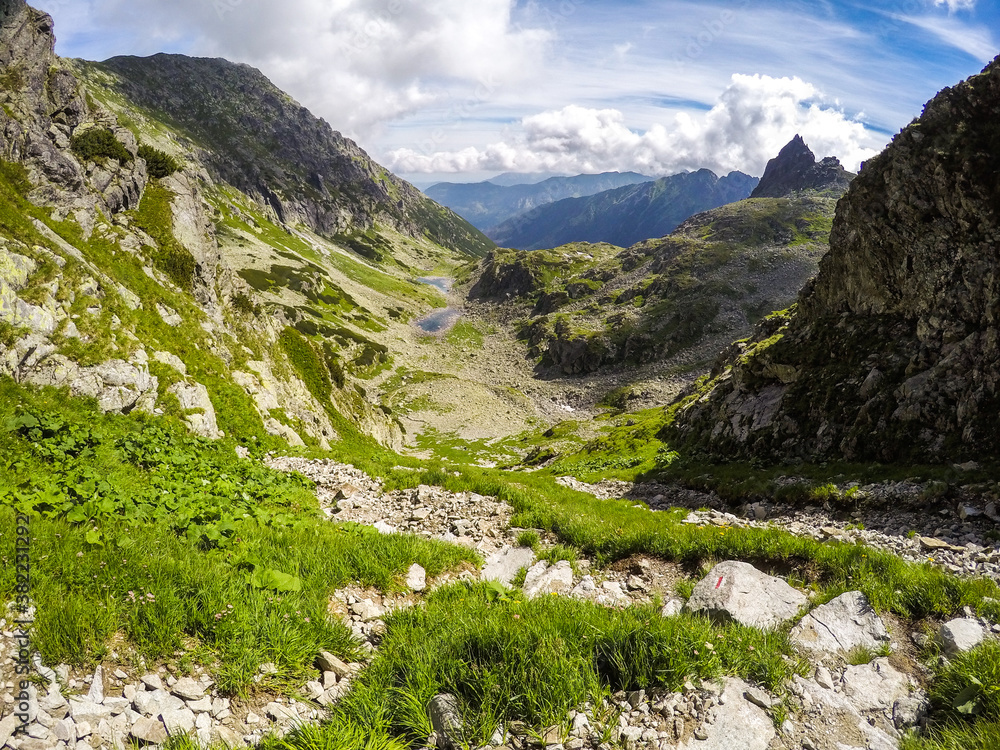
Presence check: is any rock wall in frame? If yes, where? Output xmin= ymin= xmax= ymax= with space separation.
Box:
xmin=668 ymin=56 xmax=1000 ymax=463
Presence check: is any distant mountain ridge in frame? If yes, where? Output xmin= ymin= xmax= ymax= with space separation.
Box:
xmin=424 ymin=171 xmax=653 ymax=232
xmin=490 ymin=169 xmax=759 ymax=251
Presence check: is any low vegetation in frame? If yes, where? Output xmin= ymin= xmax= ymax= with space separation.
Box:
xmin=70 ymin=127 xmax=133 ymax=164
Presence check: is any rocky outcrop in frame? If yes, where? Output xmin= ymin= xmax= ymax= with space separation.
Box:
xmin=0 ymin=0 xmax=146 ymax=222
xmin=668 ymin=56 xmax=1000 ymax=463
xmin=750 ymin=135 xmax=854 ymax=199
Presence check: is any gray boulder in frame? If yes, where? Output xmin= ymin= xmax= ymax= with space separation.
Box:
xmin=791 ymin=591 xmax=889 ymax=656
xmin=937 ymin=617 xmax=985 ymax=655
xmin=168 ymin=382 xmax=222 ymax=439
xmin=428 ymin=693 xmax=464 ymax=749
xmin=686 ymin=561 xmax=806 ymax=629
xmin=481 ymin=546 xmax=536 ymax=586
xmin=522 ymin=560 xmax=574 ymax=599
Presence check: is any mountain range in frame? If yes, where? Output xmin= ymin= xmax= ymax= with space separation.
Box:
xmin=424 ymin=171 xmax=653 ymax=232
xmin=489 ymin=169 xmax=759 ymax=250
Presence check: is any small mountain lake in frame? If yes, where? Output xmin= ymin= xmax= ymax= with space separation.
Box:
xmin=415 ymin=277 xmax=460 ymax=334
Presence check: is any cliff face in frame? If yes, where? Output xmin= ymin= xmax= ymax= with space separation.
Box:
xmin=667 ymin=56 xmax=1000 ymax=464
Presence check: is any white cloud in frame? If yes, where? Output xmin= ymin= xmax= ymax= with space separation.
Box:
xmin=72 ymin=0 xmax=549 ymax=135
xmin=387 ymin=74 xmax=881 ymax=177
xmin=933 ymin=0 xmax=976 ymax=12
xmin=896 ymin=13 xmax=996 ymax=62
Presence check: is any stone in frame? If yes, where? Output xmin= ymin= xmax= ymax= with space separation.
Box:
xmin=317 ymin=651 xmax=351 ymax=677
xmin=153 ymin=350 xmax=187 ymax=375
xmin=686 ymin=561 xmax=807 ymax=630
xmin=133 ymin=688 xmax=184 ymax=716
xmin=428 ymin=693 xmax=464 ymax=749
xmin=351 ymin=599 xmax=385 ymax=622
xmin=920 ymin=537 xmax=964 ymax=552
xmin=76 ymin=720 xmax=94 ymax=738
xmin=161 ymin=707 xmax=196 ymax=734
xmin=53 ymin=718 xmax=75 ymax=742
xmin=841 ymin=658 xmax=911 ymax=712
xmin=522 ymin=560 xmax=574 ymax=599
xmin=265 ymin=701 xmax=299 ymax=724
xmin=141 ymin=673 xmax=163 ymax=691
xmin=406 ymin=563 xmax=427 ymax=592
xmin=743 ymin=687 xmax=773 ymax=710
xmin=212 ymin=724 xmax=244 ymax=746
xmin=814 ymin=666 xmax=835 ymax=690
xmin=790 ymin=592 xmax=890 ymax=655
xmin=661 ymin=598 xmax=684 ymax=617
xmin=187 ymin=697 xmax=213 ymax=713
xmin=373 ymin=520 xmax=398 ymax=535
xmin=168 ymin=382 xmax=222 ymax=439
xmin=481 ymin=547 xmax=536 ymax=586
xmin=679 ymin=679 xmax=774 ymax=750
xmin=68 ymin=697 xmax=111 ymax=723
xmin=131 ymin=716 xmax=168 ymax=744
xmin=894 ymin=694 xmax=930 ymax=729
xmin=171 ymin=676 xmax=207 ymax=701
xmin=937 ymin=617 xmax=985 ymax=655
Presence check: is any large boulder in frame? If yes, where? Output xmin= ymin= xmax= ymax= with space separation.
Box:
xmin=686 ymin=560 xmax=806 ymax=630
xmin=937 ymin=617 xmax=985 ymax=655
xmin=790 ymin=591 xmax=890 ymax=656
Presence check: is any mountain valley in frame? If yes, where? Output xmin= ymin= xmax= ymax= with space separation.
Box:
xmin=1 ymin=2 xmax=1000 ymax=749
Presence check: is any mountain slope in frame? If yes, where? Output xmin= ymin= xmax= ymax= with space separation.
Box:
xmin=464 ymin=189 xmax=838 ymax=380
xmin=0 ymin=0 xmax=493 ymax=454
xmin=425 ymin=171 xmax=652 ymax=231
xmin=91 ymin=53 xmax=493 ymax=258
xmin=667 ymin=55 xmax=1000 ymax=464
xmin=490 ymin=169 xmax=759 ymax=250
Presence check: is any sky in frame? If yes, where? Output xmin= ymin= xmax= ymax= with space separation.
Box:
xmin=34 ymin=0 xmax=1000 ymax=185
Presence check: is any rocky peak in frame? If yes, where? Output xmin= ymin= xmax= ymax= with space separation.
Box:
xmin=668 ymin=55 xmax=1000 ymax=463
xmin=750 ymin=135 xmax=854 ymax=199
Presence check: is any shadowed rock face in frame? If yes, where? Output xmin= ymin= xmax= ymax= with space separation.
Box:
xmin=750 ymin=135 xmax=854 ymax=199
xmin=667 ymin=56 xmax=1000 ymax=464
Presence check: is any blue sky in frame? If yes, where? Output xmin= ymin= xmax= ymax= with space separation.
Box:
xmin=36 ymin=0 xmax=999 ymax=183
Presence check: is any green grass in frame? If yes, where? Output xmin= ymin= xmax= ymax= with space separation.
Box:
xmin=263 ymin=581 xmax=799 ymax=748
xmin=0 ymin=378 xmax=475 ymax=694
xmin=132 ymin=181 xmax=197 ymax=290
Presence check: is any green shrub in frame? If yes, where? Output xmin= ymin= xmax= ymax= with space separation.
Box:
xmin=231 ymin=292 xmax=261 ymax=317
xmin=138 ymin=144 xmax=182 ymax=179
xmin=71 ymin=128 xmax=133 ymax=164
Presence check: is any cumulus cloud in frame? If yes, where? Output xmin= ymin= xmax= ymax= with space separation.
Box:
xmin=387 ymin=74 xmax=881 ymax=177
xmin=71 ymin=0 xmax=549 ymax=134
